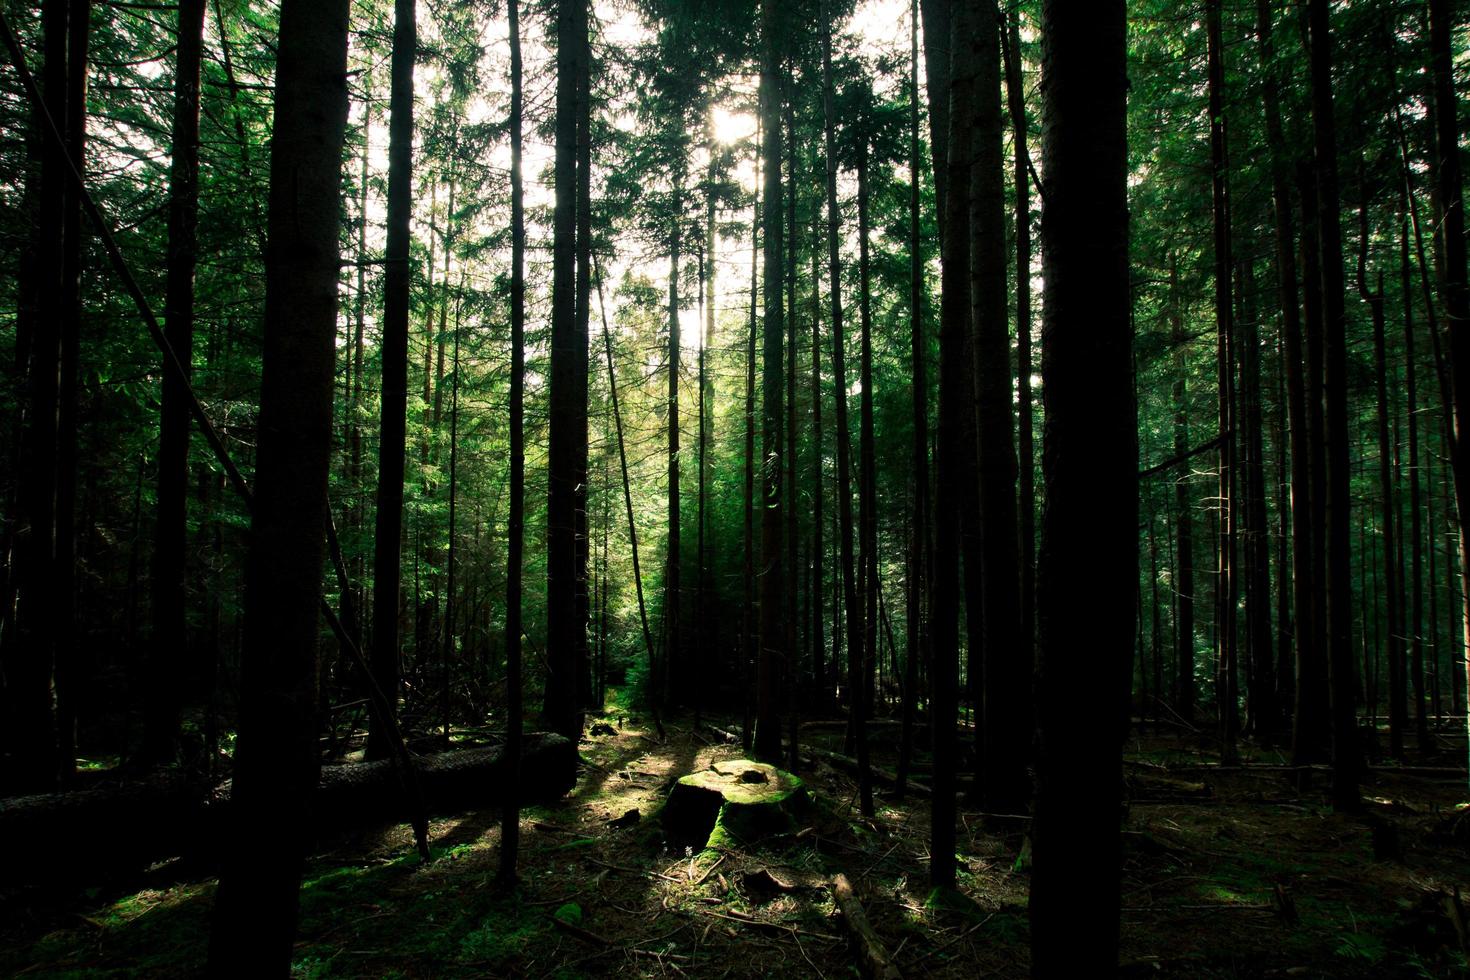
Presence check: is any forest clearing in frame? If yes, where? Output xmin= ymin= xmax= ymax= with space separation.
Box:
xmin=1 ymin=0 xmax=1469 ymax=974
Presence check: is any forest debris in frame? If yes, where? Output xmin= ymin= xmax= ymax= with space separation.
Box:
xmin=831 ymin=873 xmax=902 ymax=979
xmin=589 ymin=723 xmax=617 ymax=737
xmin=607 ymin=808 xmax=640 ymax=829
xmin=739 ymin=867 xmax=799 ymax=902
xmin=0 ymin=734 xmax=578 ymax=882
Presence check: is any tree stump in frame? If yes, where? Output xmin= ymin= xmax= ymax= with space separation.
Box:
xmin=662 ymin=760 xmax=809 ymax=851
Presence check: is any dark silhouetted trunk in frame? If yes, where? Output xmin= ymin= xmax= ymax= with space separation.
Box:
xmin=206 ymin=0 xmax=351 ymax=967
xmin=1306 ymin=0 xmax=1361 ymax=808
xmin=967 ymin=0 xmax=1026 ymax=814
xmin=544 ymin=0 xmax=588 ymax=741
xmin=145 ymin=0 xmax=206 ymax=767
xmin=754 ymin=0 xmax=784 ymax=762
xmin=367 ymin=0 xmax=416 ymax=760
xmin=499 ymin=0 xmax=525 ymax=884
xmin=1030 ymin=3 xmax=1133 ymax=970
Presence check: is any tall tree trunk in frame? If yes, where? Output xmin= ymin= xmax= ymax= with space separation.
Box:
xmin=810 ymin=210 xmax=827 ymax=710
xmin=1206 ymin=0 xmax=1239 ymax=763
xmin=820 ymin=7 xmax=860 ymax=762
xmin=544 ymin=0 xmax=588 ymax=741
xmin=499 ymin=0 xmax=524 ymax=883
xmin=897 ymin=0 xmax=927 ymax=797
xmin=367 ymin=0 xmax=416 ymax=760
xmin=928 ymin=0 xmax=975 ymax=891
xmin=1359 ymin=194 xmax=1405 ymax=758
xmin=784 ymin=92 xmax=801 ymax=772
xmin=206 ymin=0 xmax=351 ymax=966
xmin=8 ymin=0 xmax=68 ymax=792
xmin=1030 ymin=2 xmax=1133 ymax=969
xmin=1402 ymin=185 xmax=1428 ymax=750
xmin=1256 ymin=0 xmax=1315 ymax=752
xmin=1003 ymin=6 xmax=1035 ymax=683
xmin=856 ymin=140 xmax=876 ymax=816
xmin=1296 ymin=159 xmax=1331 ymax=763
xmin=666 ymin=178 xmax=681 ymax=708
xmin=144 ymin=0 xmax=206 ymax=766
xmin=1240 ymin=257 xmax=1275 ymax=736
xmin=1170 ymin=257 xmax=1197 ymax=719
xmin=966 ymin=0 xmax=1026 ymax=814
xmin=1306 ymin=0 xmax=1361 ymax=809
xmin=1426 ymin=0 xmax=1470 ymax=771
xmin=754 ymin=0 xmax=785 ymax=763
xmin=743 ymin=116 xmax=759 ymax=750
xmin=573 ymin=10 xmax=592 ymax=713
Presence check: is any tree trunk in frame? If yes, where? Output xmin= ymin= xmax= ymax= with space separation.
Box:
xmin=754 ymin=0 xmax=785 ymax=763
xmin=1030 ymin=3 xmax=1133 ymax=970
xmin=1426 ymin=0 xmax=1470 ymax=773
xmin=1206 ymin=0 xmax=1239 ymax=764
xmin=928 ymin=0 xmax=974 ymax=891
xmin=1170 ymin=258 xmax=1197 ymax=719
xmin=142 ymin=0 xmax=205 ymax=766
xmin=897 ymin=0 xmax=926 ymax=798
xmin=1003 ymin=6 xmax=1035 ymax=693
xmin=1402 ymin=185 xmax=1428 ymax=751
xmin=743 ymin=115 xmax=759 ymax=750
xmin=543 ymin=0 xmax=588 ymax=741
xmin=820 ymin=8 xmax=861 ymax=764
xmin=500 ymin=0 xmax=525 ymax=883
xmin=1305 ymin=0 xmax=1361 ymax=809
xmin=367 ymin=0 xmax=416 ymax=761
xmin=1359 ymin=194 xmax=1405 ymax=758
xmin=205 ymin=0 xmax=351 ymax=967
xmin=856 ymin=142 xmax=876 ymax=816
xmin=666 ymin=180 xmax=682 ymax=708
xmin=966 ymin=0 xmax=1026 ymax=814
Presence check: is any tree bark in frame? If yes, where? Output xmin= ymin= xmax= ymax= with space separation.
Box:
xmin=754 ymin=0 xmax=785 ymax=763
xmin=1305 ymin=0 xmax=1361 ymax=809
xmin=544 ymin=0 xmax=588 ymax=741
xmin=966 ymin=0 xmax=1026 ymax=814
xmin=367 ymin=0 xmax=416 ymax=761
xmin=500 ymin=0 xmax=526 ymax=883
xmin=1030 ymin=1 xmax=1133 ymax=971
xmin=206 ymin=0 xmax=351 ymax=967
xmin=144 ymin=0 xmax=206 ymax=767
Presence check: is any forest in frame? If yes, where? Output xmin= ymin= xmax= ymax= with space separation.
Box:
xmin=1 ymin=0 xmax=1468 ymax=975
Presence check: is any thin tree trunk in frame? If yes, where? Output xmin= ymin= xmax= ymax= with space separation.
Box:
xmin=1206 ymin=0 xmax=1239 ymax=764
xmin=143 ymin=0 xmax=205 ymax=766
xmin=1403 ymin=185 xmax=1428 ymax=750
xmin=1002 ymin=5 xmax=1034 ymax=682
xmin=1359 ymin=193 xmax=1406 ymax=758
xmin=367 ymin=0 xmax=416 ymax=760
xmin=666 ymin=177 xmax=681 ymax=708
xmin=856 ymin=141 xmax=876 ymax=816
xmin=1170 ymin=257 xmax=1196 ymax=720
xmin=743 ymin=115 xmax=759 ymax=751
xmin=820 ymin=6 xmax=860 ymax=763
xmin=1306 ymin=0 xmax=1362 ymax=808
xmin=897 ymin=0 xmax=926 ymax=798
xmin=500 ymin=0 xmax=524 ymax=879
xmin=754 ymin=0 xmax=785 ymax=762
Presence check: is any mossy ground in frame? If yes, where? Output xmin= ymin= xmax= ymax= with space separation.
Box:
xmin=3 ymin=701 xmax=1469 ymax=977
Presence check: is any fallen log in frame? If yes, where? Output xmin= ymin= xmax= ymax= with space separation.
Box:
xmin=832 ymin=873 xmax=902 ymax=979
xmin=803 ymin=748 xmax=932 ymax=799
xmin=0 ymin=733 xmax=577 ymax=884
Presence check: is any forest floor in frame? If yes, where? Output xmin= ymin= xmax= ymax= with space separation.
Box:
xmin=4 ymin=693 xmax=1470 ymax=978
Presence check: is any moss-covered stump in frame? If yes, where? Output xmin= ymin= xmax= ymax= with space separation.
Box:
xmin=662 ymin=760 xmax=809 ymax=851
